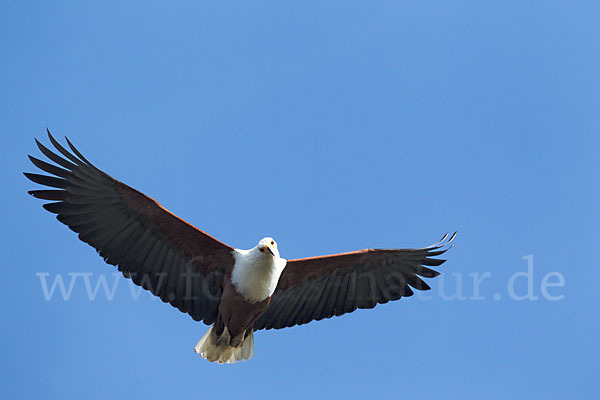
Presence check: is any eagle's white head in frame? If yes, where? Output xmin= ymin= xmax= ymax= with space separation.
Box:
xmin=255 ymin=237 xmax=280 ymax=258
xmin=231 ymin=237 xmax=287 ymax=303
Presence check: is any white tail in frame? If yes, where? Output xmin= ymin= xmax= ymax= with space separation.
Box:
xmin=194 ymin=326 xmax=254 ymax=364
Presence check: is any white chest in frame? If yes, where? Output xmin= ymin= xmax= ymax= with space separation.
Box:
xmin=231 ymin=249 xmax=287 ymax=303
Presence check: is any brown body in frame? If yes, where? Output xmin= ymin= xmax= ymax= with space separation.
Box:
xmin=214 ymin=274 xmax=271 ymax=346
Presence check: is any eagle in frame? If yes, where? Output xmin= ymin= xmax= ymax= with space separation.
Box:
xmin=25 ymin=130 xmax=456 ymax=364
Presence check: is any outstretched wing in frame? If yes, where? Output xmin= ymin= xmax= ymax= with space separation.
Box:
xmin=25 ymin=130 xmax=233 ymax=325
xmin=254 ymin=233 xmax=456 ymax=330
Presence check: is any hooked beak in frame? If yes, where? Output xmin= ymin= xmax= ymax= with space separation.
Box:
xmin=262 ymin=245 xmax=275 ymax=257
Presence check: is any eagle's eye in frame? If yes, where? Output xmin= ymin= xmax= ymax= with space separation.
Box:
xmin=271 ymin=241 xmax=274 ymax=246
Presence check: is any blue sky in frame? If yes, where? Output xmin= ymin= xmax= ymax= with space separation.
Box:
xmin=1 ymin=1 xmax=598 ymax=398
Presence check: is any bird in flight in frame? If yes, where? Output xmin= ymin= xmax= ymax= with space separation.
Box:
xmin=25 ymin=130 xmax=456 ymax=364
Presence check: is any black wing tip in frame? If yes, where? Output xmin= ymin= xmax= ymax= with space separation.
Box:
xmin=31 ymin=130 xmax=94 ymax=173
xmin=46 ymin=129 xmax=93 ymax=167
xmin=64 ymin=135 xmax=93 ymax=166
xmin=410 ymin=231 xmax=456 ymax=276
xmin=428 ymin=231 xmax=457 ymax=250
xmin=46 ymin=129 xmax=61 ymax=149
xmin=28 ymin=189 xmax=66 ymax=200
xmin=46 ymin=128 xmax=59 ymax=144
xmin=23 ymin=172 xmax=40 ymax=181
xmin=42 ymin=202 xmax=62 ymax=213
xmin=34 ymin=138 xmax=43 ymax=150
xmin=46 ymin=130 xmax=86 ymax=165
xmin=441 ymin=231 xmax=458 ymax=243
xmin=45 ymin=127 xmax=68 ymax=146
